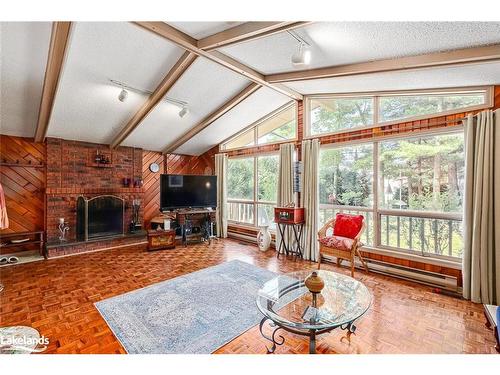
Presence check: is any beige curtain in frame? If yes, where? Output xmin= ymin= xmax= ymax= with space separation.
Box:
xmin=462 ymin=109 xmax=500 ymax=304
xmin=301 ymin=139 xmax=320 ymax=262
xmin=277 ymin=143 xmax=295 ymax=249
xmin=215 ymin=153 xmax=228 ymax=238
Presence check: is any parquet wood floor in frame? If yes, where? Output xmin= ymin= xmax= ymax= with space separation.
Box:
xmin=0 ymin=239 xmax=497 ymax=354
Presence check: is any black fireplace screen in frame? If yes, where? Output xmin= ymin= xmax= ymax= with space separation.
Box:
xmin=77 ymin=195 xmax=124 ymax=240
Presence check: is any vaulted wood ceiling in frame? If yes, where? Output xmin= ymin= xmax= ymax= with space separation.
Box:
xmin=1 ymin=21 xmax=500 ymax=155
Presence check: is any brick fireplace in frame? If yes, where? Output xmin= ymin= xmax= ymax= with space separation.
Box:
xmin=45 ymin=138 xmax=145 ymax=256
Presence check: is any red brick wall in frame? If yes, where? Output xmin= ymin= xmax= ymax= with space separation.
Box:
xmin=45 ymin=138 xmax=144 ymax=242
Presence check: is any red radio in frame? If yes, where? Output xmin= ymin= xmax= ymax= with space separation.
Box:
xmin=274 ymin=207 xmax=305 ymax=224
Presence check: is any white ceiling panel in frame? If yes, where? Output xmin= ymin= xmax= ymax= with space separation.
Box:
xmin=175 ymin=87 xmax=291 ymax=155
xmin=167 ymin=22 xmax=244 ymax=39
xmin=123 ymin=58 xmax=250 ymax=151
xmin=47 ymin=22 xmax=185 ymax=144
xmin=219 ymin=22 xmax=500 ymax=74
xmin=0 ymin=22 xmax=52 ymax=137
xmin=283 ymin=61 xmax=500 ymax=94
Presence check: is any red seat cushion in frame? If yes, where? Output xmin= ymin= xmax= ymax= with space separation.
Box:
xmin=319 ymin=235 xmax=355 ymax=251
xmin=333 ymin=214 xmax=364 ymax=239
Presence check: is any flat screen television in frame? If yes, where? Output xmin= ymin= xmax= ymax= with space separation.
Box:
xmin=160 ymin=174 xmax=217 ymax=211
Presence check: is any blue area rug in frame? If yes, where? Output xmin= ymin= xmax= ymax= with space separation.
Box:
xmin=94 ymin=260 xmax=278 ymax=354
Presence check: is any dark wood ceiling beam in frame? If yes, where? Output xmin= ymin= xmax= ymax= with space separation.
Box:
xmin=265 ymin=44 xmax=500 ymax=83
xmin=34 ymin=22 xmax=72 ymax=142
xmin=134 ymin=22 xmax=303 ymax=101
xmin=197 ymin=21 xmax=311 ymax=51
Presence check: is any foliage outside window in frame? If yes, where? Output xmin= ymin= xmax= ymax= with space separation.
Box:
xmin=307 ymin=88 xmax=490 ymax=137
xmin=319 ymin=132 xmax=465 ymax=260
xmin=227 ymin=154 xmax=279 ymax=229
xmin=222 ymin=103 xmax=297 ymax=151
xmin=310 ymin=97 xmax=373 ymax=136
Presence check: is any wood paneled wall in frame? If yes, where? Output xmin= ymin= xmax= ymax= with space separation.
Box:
xmin=142 ymin=151 xmax=164 ymax=229
xmin=142 ymin=146 xmax=218 ymax=227
xmin=0 ymin=135 xmax=46 ymax=234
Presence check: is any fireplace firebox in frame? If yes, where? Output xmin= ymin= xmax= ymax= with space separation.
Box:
xmin=77 ymin=195 xmax=124 ymax=241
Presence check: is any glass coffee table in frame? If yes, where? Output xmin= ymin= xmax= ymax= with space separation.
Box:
xmin=256 ymin=270 xmax=372 ymax=354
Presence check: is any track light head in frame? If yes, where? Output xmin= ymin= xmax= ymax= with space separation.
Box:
xmin=291 ymin=43 xmax=311 ymax=67
xmin=178 ymin=106 xmax=189 ymax=118
xmin=118 ymin=89 xmax=128 ymax=102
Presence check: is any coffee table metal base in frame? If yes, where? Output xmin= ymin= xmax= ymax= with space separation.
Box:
xmin=259 ymin=316 xmax=356 ymax=354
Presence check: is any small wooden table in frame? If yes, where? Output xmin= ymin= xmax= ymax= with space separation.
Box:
xmin=0 ymin=231 xmax=45 ymax=258
xmin=274 ymin=207 xmax=305 ymax=259
xmin=147 ymin=230 xmax=176 ymax=251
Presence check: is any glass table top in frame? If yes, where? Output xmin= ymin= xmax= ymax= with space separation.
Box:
xmin=257 ymin=270 xmax=372 ymax=331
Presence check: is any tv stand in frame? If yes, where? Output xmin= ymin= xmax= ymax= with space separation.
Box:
xmin=173 ymin=208 xmax=217 ymax=246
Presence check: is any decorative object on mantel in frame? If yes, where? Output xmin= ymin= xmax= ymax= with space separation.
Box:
xmin=133 ymin=178 xmax=143 ymax=188
xmin=88 ymin=149 xmax=113 ymax=168
xmin=58 ymin=217 xmax=69 ymax=241
xmin=122 ymin=178 xmax=131 ymax=187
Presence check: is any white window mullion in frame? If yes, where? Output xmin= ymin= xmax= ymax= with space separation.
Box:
xmin=373 ymin=141 xmax=381 ymax=248
xmin=253 ymin=156 xmax=258 ymax=227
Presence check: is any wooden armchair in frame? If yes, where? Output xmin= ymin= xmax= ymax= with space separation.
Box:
xmin=317 ymin=215 xmax=369 ymax=277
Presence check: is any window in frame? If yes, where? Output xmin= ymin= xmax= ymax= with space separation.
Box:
xmin=319 ymin=143 xmax=374 ymax=246
xmin=310 ymin=97 xmax=373 ymax=136
xmin=307 ymin=87 xmax=491 ymax=137
xmin=378 ymin=133 xmax=465 ymax=258
xmin=378 ymin=91 xmax=486 ymax=124
xmin=318 ymin=131 xmax=465 ymax=260
xmin=221 ymin=102 xmax=297 ymax=151
xmin=227 ymin=154 xmax=279 ymax=229
xmin=224 ymin=129 xmax=255 ymax=150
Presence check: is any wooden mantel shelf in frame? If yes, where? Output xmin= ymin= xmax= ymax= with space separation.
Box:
xmin=46 ymin=187 xmax=144 ymax=195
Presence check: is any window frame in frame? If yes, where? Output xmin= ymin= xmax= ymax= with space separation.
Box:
xmin=221 ymin=101 xmax=298 ymax=151
xmin=318 ymin=127 xmax=466 ymax=263
xmin=305 ymin=86 xmax=493 ymax=139
xmin=226 ymin=151 xmax=279 ymax=229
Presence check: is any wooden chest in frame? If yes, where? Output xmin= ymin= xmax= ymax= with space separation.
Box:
xmin=147 ymin=229 xmax=176 ymax=251
xmin=274 ymin=207 xmax=305 ymax=224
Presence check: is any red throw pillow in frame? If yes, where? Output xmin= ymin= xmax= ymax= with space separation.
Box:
xmin=333 ymin=213 xmax=364 ymax=239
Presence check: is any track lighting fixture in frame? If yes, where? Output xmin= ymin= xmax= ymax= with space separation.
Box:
xmin=291 ymin=43 xmax=311 ymax=67
xmin=118 ymin=89 xmax=128 ymax=102
xmin=109 ymin=79 xmax=189 ymax=116
xmin=288 ymin=31 xmax=312 ymax=68
xmin=178 ymin=106 xmax=189 ymax=118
